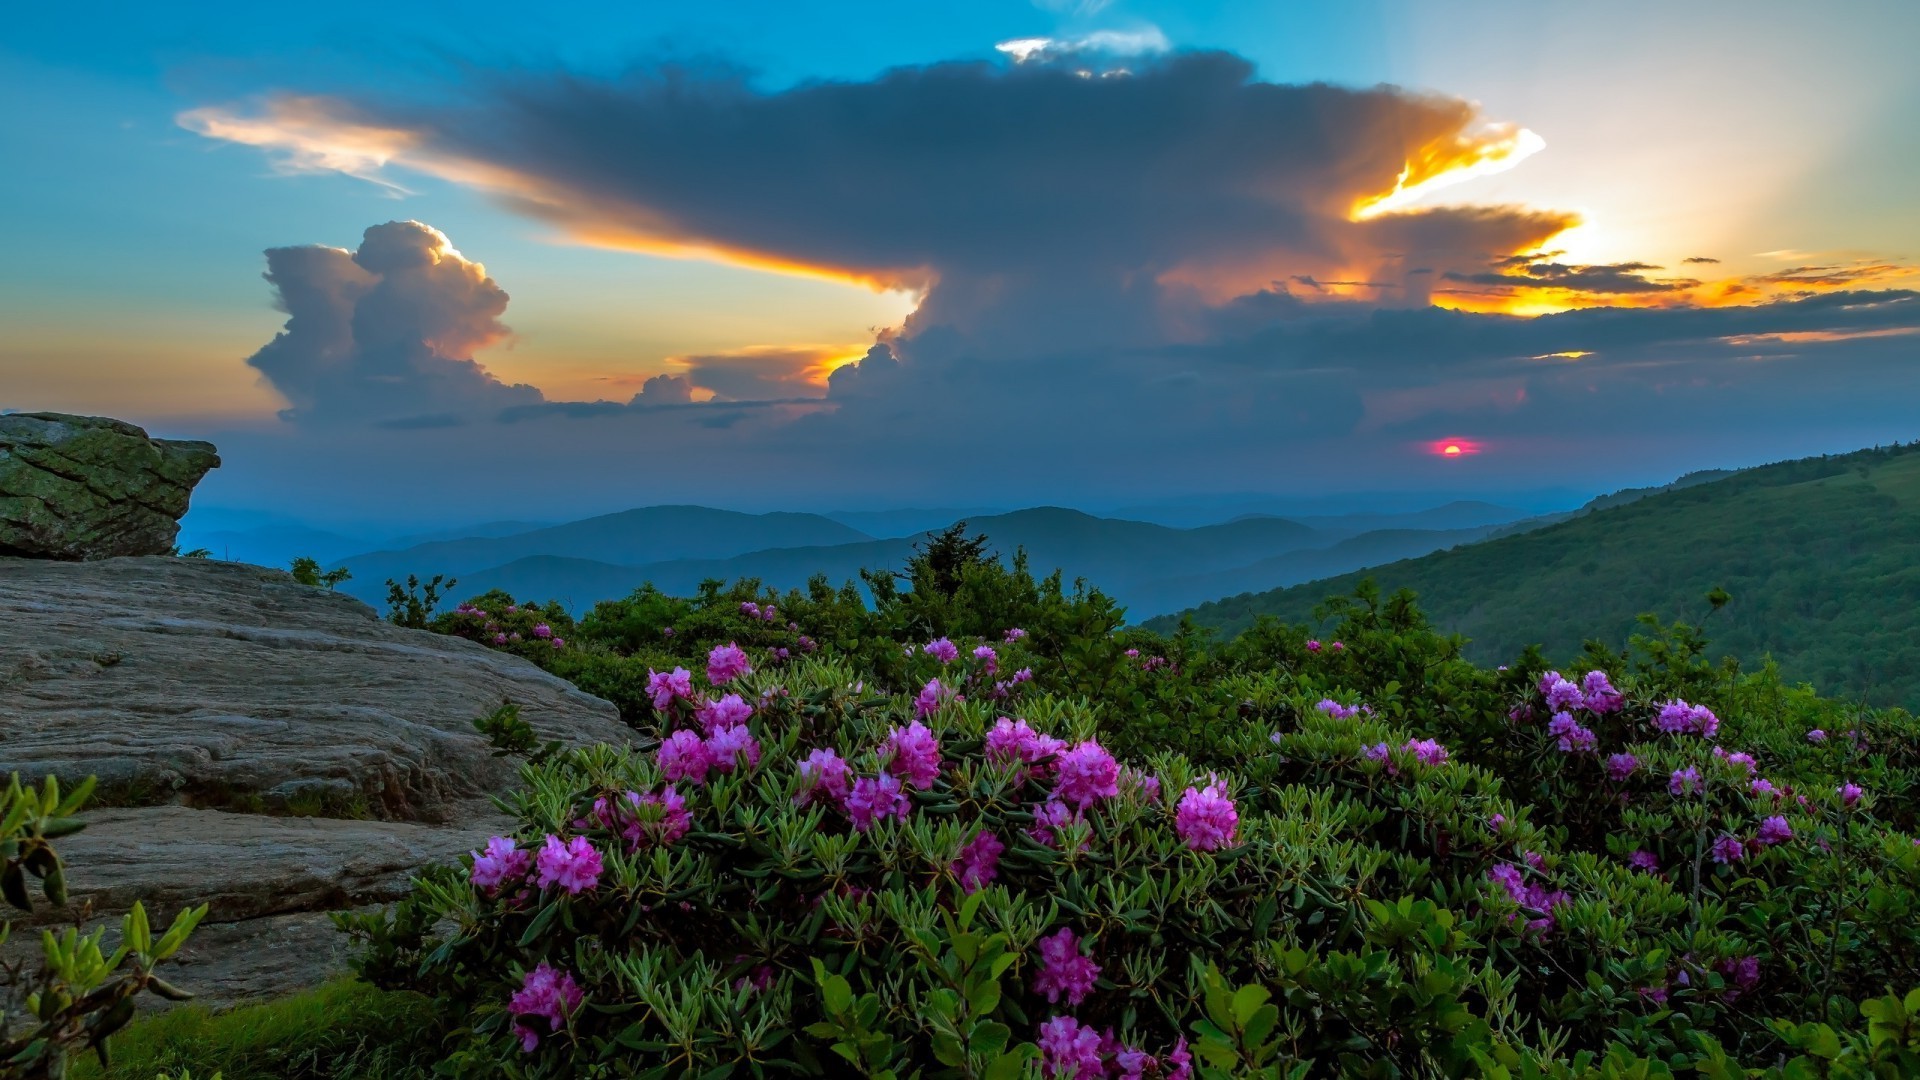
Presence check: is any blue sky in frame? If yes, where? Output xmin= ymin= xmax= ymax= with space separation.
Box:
xmin=4 ymin=1 xmax=1918 ymax=521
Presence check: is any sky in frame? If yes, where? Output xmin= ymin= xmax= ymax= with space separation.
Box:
xmin=4 ymin=0 xmax=1918 ymax=523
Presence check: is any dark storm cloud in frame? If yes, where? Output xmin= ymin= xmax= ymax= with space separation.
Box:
xmin=194 ymin=51 xmax=1572 ymax=356
xmin=1445 ymin=256 xmax=1698 ymax=294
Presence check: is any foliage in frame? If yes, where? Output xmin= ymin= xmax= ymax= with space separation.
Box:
xmin=1153 ymin=442 xmax=1920 ymax=709
xmin=384 ymin=574 xmax=456 ymax=630
xmin=339 ymin=559 xmax=1920 ymax=1076
xmin=288 ymin=558 xmax=351 ymax=591
xmin=67 ymin=978 xmax=440 ymax=1080
xmin=1 ymin=775 xmax=205 ymax=1080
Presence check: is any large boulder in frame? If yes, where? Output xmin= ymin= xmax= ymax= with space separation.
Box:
xmin=0 ymin=556 xmax=631 ymax=1006
xmin=0 ymin=412 xmax=219 ymax=560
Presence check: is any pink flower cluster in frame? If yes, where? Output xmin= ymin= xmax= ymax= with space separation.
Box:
xmin=1655 ymin=699 xmax=1720 ymax=739
xmin=1537 ymin=669 xmax=1624 ymax=715
xmin=1033 ymin=927 xmax=1101 ymax=1005
xmin=795 ymin=748 xmax=853 ymax=808
xmin=953 ymin=829 xmax=1004 ymax=893
xmin=923 ymin=637 xmax=960 ymax=663
xmin=1316 ymin=698 xmax=1368 ymax=720
xmin=1037 ymin=1017 xmax=1191 ymax=1080
xmin=738 ymin=601 xmax=778 ymax=622
xmin=1174 ymin=779 xmax=1238 ymax=851
xmin=655 ymin=699 xmax=762 ymax=785
xmin=882 ymin=720 xmax=943 ymax=789
xmin=1487 ymin=861 xmax=1568 ymax=935
xmin=1547 ymin=711 xmax=1598 ymax=753
xmin=591 ymin=787 xmax=693 ymax=849
xmin=645 ymin=666 xmax=693 ymax=711
xmin=534 ymin=835 xmax=603 ymax=894
xmin=845 ymin=773 xmax=910 ymax=831
xmin=508 ymin=963 xmax=583 ymax=1052
xmin=1403 ymin=738 xmax=1450 ymax=767
xmin=469 ymin=836 xmax=530 ymax=894
xmin=707 ymin=642 xmax=753 ymax=684
xmin=986 ymin=717 xmax=1066 ymax=774
xmin=915 ymin=678 xmax=951 ymax=718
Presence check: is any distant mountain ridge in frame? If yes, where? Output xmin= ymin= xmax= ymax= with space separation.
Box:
xmin=1146 ymin=442 xmax=1920 ymax=708
xmin=328 ymin=502 xmax=1534 ymax=621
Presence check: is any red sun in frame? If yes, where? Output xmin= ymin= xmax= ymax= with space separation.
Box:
xmin=1427 ymin=438 xmax=1483 ymax=458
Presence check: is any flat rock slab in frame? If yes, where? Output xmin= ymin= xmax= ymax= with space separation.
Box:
xmin=0 ymin=556 xmax=628 ymax=820
xmin=0 ymin=556 xmax=629 ymax=1007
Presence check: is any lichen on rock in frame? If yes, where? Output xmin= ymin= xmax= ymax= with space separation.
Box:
xmin=0 ymin=411 xmax=220 ymax=560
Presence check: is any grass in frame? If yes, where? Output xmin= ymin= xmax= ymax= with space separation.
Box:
xmin=74 ymin=978 xmax=442 ymax=1080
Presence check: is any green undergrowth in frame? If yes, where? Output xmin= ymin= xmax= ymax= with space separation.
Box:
xmin=69 ymin=979 xmax=443 ymax=1080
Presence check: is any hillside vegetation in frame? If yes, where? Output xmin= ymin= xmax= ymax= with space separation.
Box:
xmin=1149 ymin=442 xmax=1920 ymax=708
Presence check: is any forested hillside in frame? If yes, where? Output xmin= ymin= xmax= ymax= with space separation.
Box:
xmin=1149 ymin=442 xmax=1920 ymax=707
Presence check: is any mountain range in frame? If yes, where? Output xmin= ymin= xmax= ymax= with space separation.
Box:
xmin=314 ymin=502 xmax=1533 ymax=620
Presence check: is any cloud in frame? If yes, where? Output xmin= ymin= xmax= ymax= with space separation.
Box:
xmin=245 ymin=220 xmax=542 ymax=426
xmin=186 ymin=51 xmax=1565 ymax=358
xmin=631 ymin=373 xmax=692 ymax=406
xmin=993 ymin=27 xmax=1172 ymax=65
xmin=1683 ymin=256 xmax=1721 ymax=265
xmin=1445 ymin=257 xmax=1700 ymax=295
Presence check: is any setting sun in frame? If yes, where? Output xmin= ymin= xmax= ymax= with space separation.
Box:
xmin=1428 ymin=438 xmax=1483 ymax=457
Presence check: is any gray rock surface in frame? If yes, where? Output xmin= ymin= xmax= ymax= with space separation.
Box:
xmin=0 ymin=556 xmax=629 ymax=1006
xmin=0 ymin=412 xmax=219 ymax=560
xmin=0 ymin=556 xmax=625 ymax=820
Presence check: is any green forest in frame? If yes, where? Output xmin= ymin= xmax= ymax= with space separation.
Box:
xmin=1149 ymin=442 xmax=1920 ymax=709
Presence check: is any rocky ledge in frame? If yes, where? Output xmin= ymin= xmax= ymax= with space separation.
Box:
xmin=0 ymin=412 xmax=220 ymax=560
xmin=0 ymin=556 xmax=630 ymax=1006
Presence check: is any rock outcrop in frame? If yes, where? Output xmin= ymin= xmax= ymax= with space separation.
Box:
xmin=0 ymin=556 xmax=630 ymax=1006
xmin=0 ymin=412 xmax=219 ymax=560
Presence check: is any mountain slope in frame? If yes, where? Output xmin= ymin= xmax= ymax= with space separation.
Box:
xmin=1147 ymin=443 xmax=1920 ymax=707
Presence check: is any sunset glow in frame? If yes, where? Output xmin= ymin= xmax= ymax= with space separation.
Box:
xmin=1429 ymin=439 xmax=1483 ymax=458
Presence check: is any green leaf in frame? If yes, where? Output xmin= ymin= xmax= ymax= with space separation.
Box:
xmin=1231 ymin=983 xmax=1272 ymax=1028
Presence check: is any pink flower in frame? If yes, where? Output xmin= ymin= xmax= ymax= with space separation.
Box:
xmin=1581 ymin=670 xmax=1624 ymax=713
xmin=1029 ymin=797 xmax=1083 ymax=848
xmin=532 ymin=623 xmax=553 ymax=639
xmin=1305 ymin=639 xmax=1322 ymax=652
xmin=705 ymin=724 xmax=762 ymax=773
xmin=1052 ymin=740 xmax=1120 ymax=810
xmin=1122 ymin=766 xmax=1161 ymax=803
xmin=1669 ymin=766 xmax=1701 ymax=796
xmin=1627 ymin=850 xmax=1660 ymax=873
xmin=914 ymin=678 xmax=949 ymax=718
xmin=882 ymin=720 xmax=943 ymax=789
xmin=923 ymin=637 xmax=960 ymax=663
xmin=1656 ymin=699 xmax=1719 ymax=739
xmin=986 ymin=717 xmax=1064 ymax=772
xmin=973 ymin=644 xmax=999 ymax=674
xmin=634 ymin=786 xmax=692 ymax=846
xmin=707 ymin=642 xmax=753 ymax=684
xmin=646 ymin=667 xmax=693 ymax=710
xmin=845 ymin=774 xmax=910 ymax=831
xmin=1175 ymin=779 xmax=1238 ymax=851
xmin=1329 ymin=641 xmax=1344 ymax=652
xmin=1364 ymin=742 xmax=1393 ymax=766
xmin=1012 ymin=667 xmax=1034 ymax=684
xmin=1806 ymin=729 xmax=1828 ymax=744
xmin=492 ymin=632 xmax=508 ymax=645
xmin=1317 ymin=699 xmax=1360 ymax=720
xmin=1751 ymin=777 xmax=1778 ymax=798
xmin=796 ymin=748 xmax=853 ymax=807
xmin=1123 ymin=647 xmax=1140 ymax=658
xmin=1709 ymin=834 xmax=1745 ymax=864
xmin=1033 ymin=927 xmax=1101 ymax=1006
xmin=470 ymin=836 xmax=530 ymax=893
xmin=1755 ymin=815 xmax=1793 ymax=846
xmin=1004 ymin=627 xmax=1027 ymax=642
xmin=740 ymin=601 xmax=761 ymax=618
xmin=1713 ymin=747 xmax=1757 ymax=775
xmin=1038 ymin=1016 xmax=1104 ymax=1079
xmin=953 ymin=830 xmax=1004 ymax=893
xmin=508 ymin=963 xmax=583 ymax=1053
xmin=1548 ymin=711 xmax=1596 ymax=753
xmin=1543 ymin=675 xmax=1585 ymax=711
xmin=1840 ymin=782 xmax=1864 ymax=808
xmin=696 ymin=692 xmax=754 ymax=733
xmin=534 ymin=834 xmax=602 ymax=894
xmin=1403 ymin=738 xmax=1450 ymax=766
xmin=1606 ymin=753 xmax=1639 ymax=781
xmin=658 ymin=729 xmax=712 ymax=786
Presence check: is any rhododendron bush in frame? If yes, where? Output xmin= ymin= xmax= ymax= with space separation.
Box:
xmin=343 ymin=550 xmax=1920 ymax=1077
